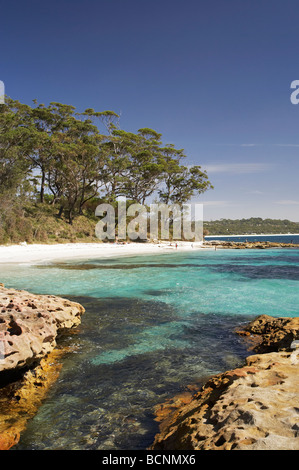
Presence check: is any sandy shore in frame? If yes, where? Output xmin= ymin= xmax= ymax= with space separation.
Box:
xmin=205 ymin=233 xmax=299 ymax=238
xmin=0 ymin=241 xmax=205 ymax=264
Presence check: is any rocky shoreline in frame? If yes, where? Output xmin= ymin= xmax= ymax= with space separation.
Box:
xmin=203 ymin=240 xmax=299 ymax=249
xmin=1 ymin=283 xmax=298 ymax=451
xmin=150 ymin=314 xmax=299 ymax=450
xmin=0 ymin=285 xmax=85 ymax=450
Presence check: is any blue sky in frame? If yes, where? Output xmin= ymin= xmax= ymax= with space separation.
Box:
xmin=1 ymin=0 xmax=299 ymax=221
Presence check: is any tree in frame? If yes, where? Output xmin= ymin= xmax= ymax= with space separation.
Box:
xmin=111 ymin=128 xmax=165 ymax=204
xmin=0 ymin=96 xmax=214 ymax=230
xmin=49 ymin=113 xmax=104 ymax=223
xmin=158 ymin=144 xmax=213 ymax=205
xmin=157 ymin=144 xmax=186 ymax=204
xmin=0 ymin=98 xmax=33 ymax=196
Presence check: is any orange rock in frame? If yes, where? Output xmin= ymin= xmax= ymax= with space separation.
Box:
xmin=150 ymin=315 xmax=299 ymax=451
xmin=0 ymin=431 xmax=20 ymax=451
xmin=0 ymin=346 xmax=71 ymax=450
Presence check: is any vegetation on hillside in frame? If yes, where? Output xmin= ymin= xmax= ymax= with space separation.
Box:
xmin=3 ymin=98 xmax=295 ymax=244
xmin=0 ymin=97 xmax=212 ymax=244
xmin=203 ymin=218 xmax=299 ymax=236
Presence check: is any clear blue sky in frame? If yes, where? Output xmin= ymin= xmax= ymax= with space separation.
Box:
xmin=2 ymin=0 xmax=299 ymax=221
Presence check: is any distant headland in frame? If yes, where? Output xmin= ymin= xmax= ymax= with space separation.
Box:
xmin=203 ymin=217 xmax=299 ymax=236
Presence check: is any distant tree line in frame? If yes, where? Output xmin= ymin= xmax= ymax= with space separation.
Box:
xmin=0 ymin=97 xmax=212 ymax=225
xmin=204 ymin=217 xmax=299 ymax=235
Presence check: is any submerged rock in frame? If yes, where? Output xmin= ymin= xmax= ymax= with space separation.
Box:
xmin=150 ymin=314 xmax=299 ymax=451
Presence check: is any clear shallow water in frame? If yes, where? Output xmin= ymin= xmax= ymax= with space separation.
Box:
xmin=1 ymin=247 xmax=298 ymax=449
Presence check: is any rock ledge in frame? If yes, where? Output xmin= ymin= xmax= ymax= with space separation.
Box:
xmin=0 ymin=285 xmax=84 ymax=372
xmin=0 ymin=285 xmax=85 ymax=450
xmin=150 ymin=315 xmax=299 ymax=451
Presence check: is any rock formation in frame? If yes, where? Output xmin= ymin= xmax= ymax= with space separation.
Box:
xmin=0 ymin=285 xmax=85 ymax=450
xmin=0 ymin=285 xmax=84 ymax=372
xmin=0 ymin=347 xmax=68 ymax=450
xmin=203 ymin=241 xmax=299 ymax=249
xmin=150 ymin=315 xmax=299 ymax=450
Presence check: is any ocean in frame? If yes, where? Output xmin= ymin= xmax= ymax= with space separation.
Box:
xmin=205 ymin=234 xmax=299 ymax=244
xmin=1 ymin=246 xmax=298 ymax=450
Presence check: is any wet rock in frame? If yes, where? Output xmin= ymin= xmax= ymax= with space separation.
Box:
xmin=0 ymin=347 xmax=71 ymax=450
xmin=0 ymin=285 xmax=85 ymax=450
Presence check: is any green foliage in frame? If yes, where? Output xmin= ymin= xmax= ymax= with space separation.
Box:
xmin=0 ymin=200 xmax=99 ymax=245
xmin=0 ymin=96 xmax=213 ymax=243
xmin=204 ymin=218 xmax=299 ymax=235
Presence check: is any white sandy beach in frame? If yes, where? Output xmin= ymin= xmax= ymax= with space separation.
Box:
xmin=205 ymin=233 xmax=299 ymax=238
xmin=0 ymin=241 xmax=205 ymax=265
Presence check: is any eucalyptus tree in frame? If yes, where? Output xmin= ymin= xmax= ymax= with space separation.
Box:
xmin=1 ymin=96 xmax=214 ymax=231
xmin=158 ymin=144 xmax=213 ymax=205
xmin=25 ymin=101 xmax=79 ymax=203
xmin=0 ymin=97 xmax=33 ymax=196
xmin=113 ymin=127 xmax=165 ymax=204
xmin=49 ymin=111 xmax=105 ymax=223
xmin=161 ymin=164 xmax=213 ymax=205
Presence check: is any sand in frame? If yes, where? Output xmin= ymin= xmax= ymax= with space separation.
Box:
xmin=0 ymin=241 xmax=205 ymax=264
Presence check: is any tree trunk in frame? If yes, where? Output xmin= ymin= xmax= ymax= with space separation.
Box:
xmin=40 ymin=170 xmax=45 ymax=203
xmin=68 ymin=208 xmax=73 ymax=225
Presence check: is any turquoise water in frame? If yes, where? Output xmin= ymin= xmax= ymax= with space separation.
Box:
xmin=1 ymin=247 xmax=298 ymax=449
xmin=206 ymin=234 xmax=299 ymax=244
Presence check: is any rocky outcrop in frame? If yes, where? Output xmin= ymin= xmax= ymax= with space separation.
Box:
xmin=150 ymin=315 xmax=299 ymax=451
xmin=0 ymin=285 xmax=84 ymax=372
xmin=235 ymin=314 xmax=299 ymax=353
xmin=0 ymin=285 xmax=85 ymax=450
xmin=203 ymin=241 xmax=299 ymax=249
xmin=0 ymin=347 xmax=68 ymax=450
